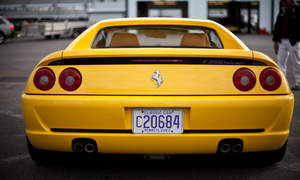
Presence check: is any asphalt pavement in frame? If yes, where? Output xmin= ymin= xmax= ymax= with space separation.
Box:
xmin=0 ymin=35 xmax=299 ymax=180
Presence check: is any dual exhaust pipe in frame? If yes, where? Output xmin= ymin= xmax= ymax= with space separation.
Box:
xmin=72 ymin=138 xmax=242 ymax=155
xmin=218 ymin=139 xmax=243 ymax=154
xmin=72 ymin=139 xmax=97 ymax=153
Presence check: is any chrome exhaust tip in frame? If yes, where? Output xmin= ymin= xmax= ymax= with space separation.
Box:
xmin=73 ymin=142 xmax=83 ymax=153
xmin=84 ymin=143 xmax=96 ymax=153
xmin=232 ymin=143 xmax=242 ymax=153
xmin=220 ymin=143 xmax=231 ymax=153
xmin=72 ymin=138 xmax=98 ymax=154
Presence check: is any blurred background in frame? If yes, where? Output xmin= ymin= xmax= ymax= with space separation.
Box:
xmin=1 ymin=0 xmax=299 ymax=41
xmin=0 ymin=1 xmax=300 ymax=179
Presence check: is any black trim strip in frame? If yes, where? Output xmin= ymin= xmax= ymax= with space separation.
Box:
xmin=51 ymin=129 xmax=132 ymax=133
xmin=51 ymin=128 xmax=264 ymax=133
xmin=49 ymin=57 xmax=266 ymax=66
xmin=184 ymin=129 xmax=264 ymax=133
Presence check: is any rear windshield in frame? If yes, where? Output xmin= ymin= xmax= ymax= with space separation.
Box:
xmin=92 ymin=25 xmax=223 ymax=49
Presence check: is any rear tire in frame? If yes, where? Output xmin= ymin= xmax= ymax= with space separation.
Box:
xmin=263 ymin=141 xmax=287 ymax=164
xmin=45 ymin=35 xmax=52 ymax=40
xmin=251 ymin=141 xmax=287 ymax=165
xmin=0 ymin=32 xmax=6 ymax=44
xmin=72 ymin=31 xmax=80 ymax=38
xmin=27 ymin=137 xmax=52 ymax=163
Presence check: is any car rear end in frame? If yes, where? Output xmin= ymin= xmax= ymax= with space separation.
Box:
xmin=22 ymin=19 xmax=294 ymax=162
xmin=0 ymin=16 xmax=14 ymax=43
xmin=22 ymin=49 xmax=294 ymax=155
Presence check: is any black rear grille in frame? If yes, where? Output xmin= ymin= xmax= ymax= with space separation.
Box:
xmin=49 ymin=57 xmax=266 ymax=66
xmin=51 ymin=128 xmax=264 ymax=133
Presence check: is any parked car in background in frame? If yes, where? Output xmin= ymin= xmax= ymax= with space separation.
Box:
xmin=0 ymin=16 xmax=14 ymax=44
xmin=38 ymin=20 xmax=87 ymax=39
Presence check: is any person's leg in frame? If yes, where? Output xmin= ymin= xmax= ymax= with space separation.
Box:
xmin=289 ymin=41 xmax=300 ymax=88
xmin=277 ymin=40 xmax=290 ymax=76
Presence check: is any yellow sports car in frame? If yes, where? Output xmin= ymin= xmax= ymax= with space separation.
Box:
xmin=22 ymin=18 xmax=294 ymax=163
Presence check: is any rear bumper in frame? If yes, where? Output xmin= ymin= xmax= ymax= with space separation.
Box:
xmin=22 ymin=94 xmax=294 ymax=154
xmin=27 ymin=130 xmax=289 ymax=154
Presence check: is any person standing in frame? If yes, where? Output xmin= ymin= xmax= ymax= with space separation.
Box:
xmin=273 ymin=0 xmax=300 ymax=91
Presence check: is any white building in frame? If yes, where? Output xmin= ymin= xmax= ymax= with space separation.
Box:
xmin=88 ymin=0 xmax=285 ymax=34
xmin=1 ymin=0 xmax=296 ymax=34
xmin=125 ymin=0 xmax=284 ymax=34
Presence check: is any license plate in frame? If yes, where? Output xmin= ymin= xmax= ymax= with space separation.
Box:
xmin=132 ymin=108 xmax=183 ymax=134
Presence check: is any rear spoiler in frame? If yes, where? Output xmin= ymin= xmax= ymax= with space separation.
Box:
xmin=37 ymin=49 xmax=278 ymax=67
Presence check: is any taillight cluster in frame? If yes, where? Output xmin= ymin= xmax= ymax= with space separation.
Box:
xmin=233 ymin=68 xmax=256 ymax=91
xmin=259 ymin=68 xmax=282 ymax=91
xmin=59 ymin=68 xmax=82 ymax=91
xmin=33 ymin=67 xmax=55 ymax=91
xmin=233 ymin=67 xmax=281 ymax=91
xmin=34 ymin=67 xmax=81 ymax=91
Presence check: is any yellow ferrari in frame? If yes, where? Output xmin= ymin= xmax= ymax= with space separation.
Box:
xmin=22 ymin=18 xmax=294 ymax=163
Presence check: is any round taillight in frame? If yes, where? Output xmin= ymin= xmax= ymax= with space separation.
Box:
xmin=59 ymin=68 xmax=81 ymax=91
xmin=233 ymin=68 xmax=256 ymax=91
xmin=260 ymin=68 xmax=281 ymax=91
xmin=33 ymin=67 xmax=55 ymax=91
